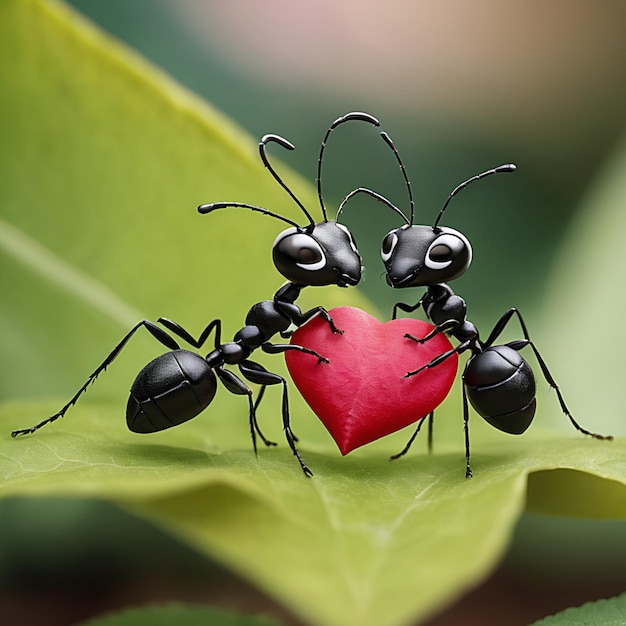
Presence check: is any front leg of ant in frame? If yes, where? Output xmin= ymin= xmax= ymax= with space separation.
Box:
xmin=306 ymin=306 xmax=344 ymax=334
xmin=290 ymin=304 xmax=344 ymax=334
xmin=279 ymin=301 xmax=343 ymax=335
xmin=273 ymin=282 xmax=343 ymax=334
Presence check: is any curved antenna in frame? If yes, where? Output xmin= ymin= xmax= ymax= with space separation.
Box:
xmin=198 ymin=201 xmax=301 ymax=228
xmin=432 ymin=163 xmax=517 ymax=230
xmin=380 ymin=131 xmax=416 ymax=224
xmin=317 ymin=112 xmax=381 ymax=222
xmin=259 ymin=134 xmax=315 ymax=226
xmin=336 ymin=187 xmax=410 ymax=225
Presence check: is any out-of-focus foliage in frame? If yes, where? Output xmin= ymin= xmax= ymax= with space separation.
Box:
xmin=64 ymin=1 xmax=626 ymax=325
xmin=79 ymin=604 xmax=282 ymax=626
xmin=528 ymin=592 xmax=626 ymax=626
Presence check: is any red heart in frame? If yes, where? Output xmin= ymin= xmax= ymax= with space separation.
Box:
xmin=285 ymin=306 xmax=458 ymax=455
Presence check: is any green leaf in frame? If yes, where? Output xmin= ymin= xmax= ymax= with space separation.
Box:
xmin=79 ymin=604 xmax=283 ymax=626
xmin=1 ymin=3 xmax=624 ymax=626
xmin=0 ymin=0 xmax=368 ymax=401
xmin=2 ymin=402 xmax=625 ymax=626
xmin=528 ymin=592 xmax=626 ymax=625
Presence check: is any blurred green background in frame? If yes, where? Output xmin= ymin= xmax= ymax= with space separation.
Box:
xmin=62 ymin=0 xmax=626 ymax=326
xmin=2 ymin=2 xmax=625 ymax=625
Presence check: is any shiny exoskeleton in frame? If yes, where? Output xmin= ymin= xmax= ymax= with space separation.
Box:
xmin=343 ymin=127 xmax=612 ymax=476
xmin=12 ymin=112 xmax=379 ymax=477
xmin=400 ymin=289 xmax=612 ymax=477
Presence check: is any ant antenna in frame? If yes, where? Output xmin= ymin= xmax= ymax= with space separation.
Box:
xmin=198 ymin=202 xmax=301 ymax=229
xmin=432 ymin=164 xmax=517 ymax=230
xmin=259 ymin=134 xmax=316 ymax=227
xmin=336 ymin=187 xmax=410 ymax=225
xmin=317 ymin=112 xmax=381 ymax=222
xmin=379 ymin=131 xmax=416 ymax=224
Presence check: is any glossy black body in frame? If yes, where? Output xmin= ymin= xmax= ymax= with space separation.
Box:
xmin=11 ymin=112 xmax=380 ymax=477
xmin=464 ymin=345 xmax=536 ymax=434
xmin=127 ymin=350 xmax=217 ymax=433
xmin=364 ymin=126 xmax=610 ymax=476
xmin=393 ymin=267 xmax=611 ymax=478
xmin=405 ymin=283 xmax=541 ymax=433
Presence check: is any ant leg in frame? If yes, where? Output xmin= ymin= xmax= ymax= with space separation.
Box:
xmin=427 ymin=411 xmax=434 ymax=452
xmin=405 ymin=319 xmax=458 ymax=344
xmin=271 ymin=283 xmax=343 ymax=335
xmin=214 ymin=367 xmax=272 ymax=454
xmin=262 ymin=342 xmax=329 ymax=364
xmin=404 ymin=340 xmax=471 ymax=378
xmin=239 ymin=360 xmax=313 ymax=477
xmin=157 ymin=318 xmax=222 ymax=349
xmin=11 ymin=321 xmax=181 ymax=437
xmin=278 ymin=300 xmax=344 ymax=335
xmin=481 ymin=307 xmax=519 ymax=347
xmin=462 ymin=385 xmax=473 ymax=478
xmin=392 ymin=299 xmax=423 ymax=320
xmin=486 ymin=308 xmax=612 ymax=441
xmin=298 ymin=306 xmax=344 ymax=334
xmin=252 ymin=385 xmax=278 ymax=447
xmin=261 ymin=342 xmax=329 ymax=443
xmin=389 ymin=411 xmax=433 ymax=460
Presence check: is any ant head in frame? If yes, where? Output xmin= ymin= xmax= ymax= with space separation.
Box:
xmin=199 ymin=112 xmax=379 ymax=288
xmin=363 ymin=130 xmax=515 ymax=289
xmin=273 ymin=221 xmax=361 ymax=287
xmin=382 ymin=224 xmax=472 ymax=288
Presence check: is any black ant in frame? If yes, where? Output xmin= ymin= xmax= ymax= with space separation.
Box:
xmin=11 ymin=112 xmax=380 ymax=477
xmin=339 ymin=129 xmax=612 ymax=477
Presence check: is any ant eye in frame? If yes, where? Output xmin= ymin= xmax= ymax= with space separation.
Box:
xmin=429 ymin=244 xmax=452 ymax=262
xmin=425 ymin=233 xmax=467 ymax=270
xmin=298 ymin=246 xmax=322 ymax=263
xmin=274 ymin=232 xmax=326 ymax=270
xmin=381 ymin=231 xmax=398 ymax=262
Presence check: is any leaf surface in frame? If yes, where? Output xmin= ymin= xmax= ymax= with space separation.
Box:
xmin=0 ymin=0 xmax=363 ymax=401
xmin=2 ymin=402 xmax=625 ymax=626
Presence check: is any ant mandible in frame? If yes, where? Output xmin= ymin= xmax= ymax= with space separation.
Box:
xmin=12 ymin=112 xmax=380 ymax=477
xmin=339 ymin=128 xmax=612 ymax=477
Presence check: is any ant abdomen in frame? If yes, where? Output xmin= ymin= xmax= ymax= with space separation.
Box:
xmin=126 ymin=350 xmax=217 ymax=434
xmin=464 ymin=345 xmax=536 ymax=435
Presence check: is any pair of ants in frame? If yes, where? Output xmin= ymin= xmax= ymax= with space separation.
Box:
xmin=11 ymin=112 xmax=612 ymax=478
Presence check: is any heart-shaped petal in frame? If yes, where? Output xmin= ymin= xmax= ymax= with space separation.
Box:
xmin=286 ymin=306 xmax=458 ymax=454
